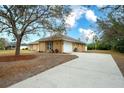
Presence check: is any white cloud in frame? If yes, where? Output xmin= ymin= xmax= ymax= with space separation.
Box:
xmin=96 ymin=5 xmax=107 ymax=9
xmin=85 ymin=10 xmax=97 ymax=22
xmin=66 ymin=6 xmax=98 ymax=28
xmin=79 ymin=28 xmax=96 ymax=43
xmin=65 ymin=6 xmax=87 ymax=27
xmin=65 ymin=12 xmax=76 ymax=27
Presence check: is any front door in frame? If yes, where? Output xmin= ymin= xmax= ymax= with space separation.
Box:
xmin=47 ymin=41 xmax=53 ymax=50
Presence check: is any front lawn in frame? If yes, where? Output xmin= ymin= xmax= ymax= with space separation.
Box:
xmin=0 ymin=53 xmax=78 ymax=87
xmin=88 ymin=50 xmax=124 ymax=76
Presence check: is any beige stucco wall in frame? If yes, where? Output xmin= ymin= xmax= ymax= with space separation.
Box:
xmin=28 ymin=45 xmax=33 ymax=50
xmin=39 ymin=41 xmax=46 ymax=52
xmin=31 ymin=41 xmax=63 ymax=53
xmin=29 ymin=44 xmax=39 ymax=51
xmin=53 ymin=40 xmax=63 ymax=53
xmin=73 ymin=43 xmax=86 ymax=52
xmin=32 ymin=44 xmax=39 ymax=51
xmin=78 ymin=44 xmax=85 ymax=52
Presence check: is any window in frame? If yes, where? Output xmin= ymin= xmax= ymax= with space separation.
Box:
xmin=47 ymin=41 xmax=53 ymax=49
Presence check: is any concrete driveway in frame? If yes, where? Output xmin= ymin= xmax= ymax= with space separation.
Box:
xmin=10 ymin=53 xmax=124 ymax=88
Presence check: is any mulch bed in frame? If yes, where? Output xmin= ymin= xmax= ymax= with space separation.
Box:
xmin=0 ymin=53 xmax=78 ymax=88
xmin=0 ymin=55 xmax=37 ymax=62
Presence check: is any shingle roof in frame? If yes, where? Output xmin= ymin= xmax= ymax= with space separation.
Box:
xmin=28 ymin=41 xmax=39 ymax=45
xmin=39 ymin=34 xmax=85 ymax=44
xmin=29 ymin=34 xmax=86 ymax=45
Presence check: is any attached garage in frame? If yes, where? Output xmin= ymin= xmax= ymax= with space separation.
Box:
xmin=63 ymin=41 xmax=73 ymax=53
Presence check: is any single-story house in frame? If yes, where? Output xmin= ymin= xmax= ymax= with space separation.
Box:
xmin=28 ymin=34 xmax=87 ymax=53
xmin=28 ymin=41 xmax=39 ymax=51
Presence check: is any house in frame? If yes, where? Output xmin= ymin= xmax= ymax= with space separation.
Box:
xmin=28 ymin=34 xmax=87 ymax=53
xmin=28 ymin=41 xmax=39 ymax=51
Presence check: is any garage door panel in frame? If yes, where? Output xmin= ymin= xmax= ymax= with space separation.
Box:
xmin=63 ymin=41 xmax=72 ymax=52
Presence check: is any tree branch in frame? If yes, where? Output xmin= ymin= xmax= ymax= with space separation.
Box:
xmin=21 ymin=6 xmax=50 ymax=36
xmin=3 ymin=5 xmax=17 ymax=37
xmin=0 ymin=26 xmax=11 ymax=32
xmin=0 ymin=20 xmax=12 ymax=28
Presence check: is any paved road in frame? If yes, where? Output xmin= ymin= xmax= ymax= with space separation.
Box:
xmin=10 ymin=53 xmax=124 ymax=88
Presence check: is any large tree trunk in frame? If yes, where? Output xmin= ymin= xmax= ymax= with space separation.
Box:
xmin=15 ymin=37 xmax=22 ymax=56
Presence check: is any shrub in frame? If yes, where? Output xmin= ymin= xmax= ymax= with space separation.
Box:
xmin=73 ymin=48 xmax=78 ymax=52
xmin=116 ymin=46 xmax=124 ymax=53
xmin=115 ymin=38 xmax=124 ymax=53
xmin=55 ymin=49 xmax=59 ymax=53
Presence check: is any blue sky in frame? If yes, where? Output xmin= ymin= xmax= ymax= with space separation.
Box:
xmin=65 ymin=5 xmax=106 ymax=43
xmin=0 ymin=5 xmax=108 ymax=44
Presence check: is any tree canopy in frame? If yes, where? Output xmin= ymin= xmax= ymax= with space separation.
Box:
xmin=96 ymin=5 xmax=124 ymax=52
xmin=0 ymin=5 xmax=71 ymax=55
xmin=0 ymin=38 xmax=9 ymax=50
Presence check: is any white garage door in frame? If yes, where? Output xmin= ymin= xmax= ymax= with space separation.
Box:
xmin=63 ymin=41 xmax=73 ymax=53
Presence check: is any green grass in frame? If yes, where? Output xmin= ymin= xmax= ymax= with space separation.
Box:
xmin=0 ymin=50 xmax=33 ymax=55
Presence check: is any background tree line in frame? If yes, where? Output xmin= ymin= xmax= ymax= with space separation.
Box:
xmin=0 ymin=38 xmax=9 ymax=50
xmin=88 ymin=5 xmax=124 ymax=53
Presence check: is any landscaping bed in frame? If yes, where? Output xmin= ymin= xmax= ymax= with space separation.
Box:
xmin=0 ymin=53 xmax=78 ymax=87
xmin=0 ymin=55 xmax=36 ymax=62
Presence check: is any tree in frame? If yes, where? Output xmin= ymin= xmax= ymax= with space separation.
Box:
xmin=0 ymin=38 xmax=9 ymax=50
xmin=97 ymin=5 xmax=124 ymax=51
xmin=93 ymin=35 xmax=98 ymax=50
xmin=0 ymin=5 xmax=71 ymax=55
xmin=0 ymin=38 xmax=4 ymax=50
